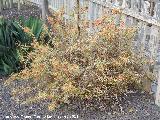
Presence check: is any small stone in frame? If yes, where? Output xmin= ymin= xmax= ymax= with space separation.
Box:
xmin=28 ymin=111 xmax=35 ymax=115
xmin=108 ymin=112 xmax=112 ymax=116
xmin=129 ymin=108 xmax=134 ymax=113
xmin=102 ymin=116 xmax=106 ymax=119
xmin=151 ymin=101 xmax=155 ymax=105
xmin=141 ymin=91 xmax=145 ymax=94
xmin=143 ymin=110 xmax=150 ymax=116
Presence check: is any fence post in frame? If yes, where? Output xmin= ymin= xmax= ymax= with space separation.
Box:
xmin=88 ymin=1 xmax=93 ymax=33
xmin=150 ymin=26 xmax=159 ymax=62
xmin=41 ymin=0 xmax=49 ymax=21
xmin=156 ymin=66 xmax=160 ymax=106
xmin=18 ymin=0 xmax=21 ymax=11
xmin=139 ymin=22 xmax=152 ymax=93
xmin=0 ymin=0 xmax=3 ymax=13
xmin=9 ymin=0 xmax=13 ymax=8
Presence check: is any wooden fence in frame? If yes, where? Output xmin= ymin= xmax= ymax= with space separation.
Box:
xmin=3 ymin=0 xmax=160 ymax=106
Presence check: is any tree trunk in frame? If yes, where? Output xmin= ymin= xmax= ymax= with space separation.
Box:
xmin=76 ymin=0 xmax=80 ymax=38
xmin=42 ymin=0 xmax=49 ymax=21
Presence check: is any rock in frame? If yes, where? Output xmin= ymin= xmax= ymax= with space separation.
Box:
xmin=108 ymin=112 xmax=112 ymax=116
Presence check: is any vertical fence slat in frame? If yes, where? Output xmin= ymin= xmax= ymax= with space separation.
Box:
xmin=156 ymin=69 xmax=160 ymax=106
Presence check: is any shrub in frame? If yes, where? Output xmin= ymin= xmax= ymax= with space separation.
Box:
xmin=5 ymin=12 xmax=154 ymax=111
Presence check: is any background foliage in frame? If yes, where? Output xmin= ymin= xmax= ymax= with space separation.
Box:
xmin=0 ymin=17 xmax=50 ymax=75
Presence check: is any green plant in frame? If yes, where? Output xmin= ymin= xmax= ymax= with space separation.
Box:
xmin=19 ymin=16 xmax=51 ymax=46
xmin=0 ymin=17 xmax=30 ymax=75
xmin=19 ymin=16 xmax=43 ymax=39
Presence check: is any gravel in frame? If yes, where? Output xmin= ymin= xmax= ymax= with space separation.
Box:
xmin=0 ymin=3 xmax=41 ymax=20
xmin=0 ymin=3 xmax=160 ymax=120
xmin=0 ymin=76 xmax=160 ymax=120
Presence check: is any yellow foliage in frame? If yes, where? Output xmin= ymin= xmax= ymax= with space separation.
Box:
xmin=4 ymin=10 xmax=155 ymax=111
